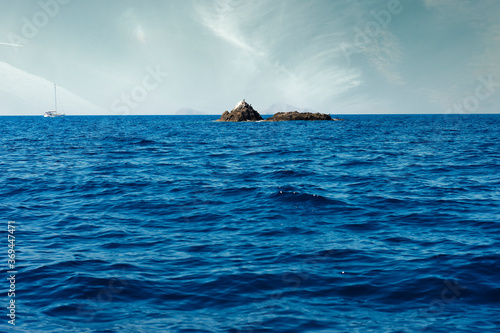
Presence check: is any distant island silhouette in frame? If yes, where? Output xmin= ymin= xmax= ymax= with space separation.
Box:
xmin=175 ymin=108 xmax=207 ymax=115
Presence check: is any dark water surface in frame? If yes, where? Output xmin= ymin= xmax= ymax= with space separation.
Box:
xmin=1 ymin=114 xmax=499 ymax=332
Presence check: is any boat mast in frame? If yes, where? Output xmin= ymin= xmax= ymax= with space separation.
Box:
xmin=54 ymin=83 xmax=57 ymax=111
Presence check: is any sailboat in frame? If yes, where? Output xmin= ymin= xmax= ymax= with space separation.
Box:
xmin=44 ymin=83 xmax=65 ymax=117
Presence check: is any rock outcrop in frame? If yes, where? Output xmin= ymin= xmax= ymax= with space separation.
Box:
xmin=265 ymin=111 xmax=332 ymax=122
xmin=217 ymin=100 xmax=263 ymax=122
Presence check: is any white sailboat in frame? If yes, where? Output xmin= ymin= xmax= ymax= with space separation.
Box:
xmin=44 ymin=83 xmax=65 ymax=117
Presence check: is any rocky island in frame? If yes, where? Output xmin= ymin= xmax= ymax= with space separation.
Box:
xmin=266 ymin=111 xmax=332 ymax=122
xmin=217 ymin=100 xmax=263 ymax=122
xmin=217 ymin=100 xmax=342 ymax=122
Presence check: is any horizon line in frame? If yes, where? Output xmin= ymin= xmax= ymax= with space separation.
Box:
xmin=1 ymin=113 xmax=499 ymax=117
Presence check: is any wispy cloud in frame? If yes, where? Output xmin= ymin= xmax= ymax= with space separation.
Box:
xmin=365 ymin=30 xmax=405 ymax=86
xmin=194 ymin=0 xmax=363 ymax=109
xmin=122 ymin=7 xmax=148 ymax=43
xmin=195 ymin=0 xmax=267 ymax=56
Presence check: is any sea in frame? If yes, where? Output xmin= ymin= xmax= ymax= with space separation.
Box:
xmin=1 ymin=114 xmax=499 ymax=333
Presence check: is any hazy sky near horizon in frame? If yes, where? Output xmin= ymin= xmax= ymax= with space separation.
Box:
xmin=0 ymin=0 xmax=499 ymax=115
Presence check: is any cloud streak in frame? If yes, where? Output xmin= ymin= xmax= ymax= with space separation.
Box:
xmin=0 ymin=41 xmax=23 ymax=47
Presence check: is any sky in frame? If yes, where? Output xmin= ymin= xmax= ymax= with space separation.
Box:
xmin=0 ymin=0 xmax=499 ymax=115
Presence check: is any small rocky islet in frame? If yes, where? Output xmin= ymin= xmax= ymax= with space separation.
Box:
xmin=217 ymin=100 xmax=263 ymax=122
xmin=217 ymin=100 xmax=343 ymax=122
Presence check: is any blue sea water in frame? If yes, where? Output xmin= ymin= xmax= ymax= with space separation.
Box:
xmin=1 ymin=114 xmax=500 ymax=332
